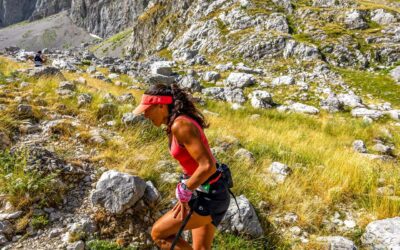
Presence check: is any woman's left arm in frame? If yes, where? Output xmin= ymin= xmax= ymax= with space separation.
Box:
xmin=172 ymin=119 xmax=216 ymax=191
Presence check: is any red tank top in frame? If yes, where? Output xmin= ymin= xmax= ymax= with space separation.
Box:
xmin=169 ymin=115 xmax=216 ymax=176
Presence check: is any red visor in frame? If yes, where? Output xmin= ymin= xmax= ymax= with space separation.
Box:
xmin=133 ymin=94 xmax=173 ymax=114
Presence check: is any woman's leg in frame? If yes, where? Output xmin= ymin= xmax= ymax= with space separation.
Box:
xmin=191 ymin=224 xmax=216 ymax=250
xmin=151 ymin=209 xmax=213 ymax=250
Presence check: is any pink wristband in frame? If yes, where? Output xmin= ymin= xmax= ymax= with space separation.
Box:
xmin=175 ymin=183 xmax=193 ymax=203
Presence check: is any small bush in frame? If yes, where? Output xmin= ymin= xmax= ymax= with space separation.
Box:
xmin=87 ymin=240 xmax=137 ymax=250
xmin=30 ymin=215 xmax=49 ymax=230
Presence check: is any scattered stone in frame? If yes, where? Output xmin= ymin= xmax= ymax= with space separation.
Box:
xmin=91 ymin=170 xmax=147 ymax=214
xmin=362 ymin=217 xmax=400 ymax=249
xmin=278 ymin=102 xmax=320 ymax=115
xmin=353 ymin=140 xmax=368 ymax=153
xmin=225 ymin=73 xmax=255 ymax=88
xmin=108 ymin=73 xmax=119 ymax=80
xmin=320 ymin=94 xmax=343 ymax=113
xmin=203 ymin=71 xmax=221 ymax=82
xmin=160 ymin=172 xmax=180 ymax=184
xmin=372 ymin=142 xmax=393 ymax=155
xmin=371 ymin=9 xmax=397 ymax=25
xmin=52 ymin=59 xmax=77 ymax=71
xmin=118 ymin=93 xmax=135 ymax=103
xmin=249 ymin=90 xmax=274 ymax=109
xmin=219 ymin=195 xmax=264 ymax=238
xmin=317 ymin=236 xmax=357 ymax=250
xmin=284 ymin=212 xmax=298 ymax=224
xmin=0 ymin=211 xmax=23 ymax=220
xmin=87 ymin=66 xmax=96 ymax=74
xmin=150 ymin=61 xmax=173 ymax=76
xmin=178 ymin=75 xmax=202 ymax=92
xmin=337 ymin=93 xmax=364 ymax=108
xmin=17 ymin=104 xmax=33 ymax=118
xmin=49 ymin=228 xmax=64 ymax=238
xmin=75 ymin=77 xmax=87 ymax=85
xmin=390 ymin=66 xmax=400 ymax=83
xmin=234 ymin=148 xmax=255 ymax=164
xmin=345 ymin=10 xmax=367 ymax=30
xmin=272 ymin=76 xmax=295 ymax=86
xmin=66 ymin=240 xmax=85 ymax=250
xmin=224 ymin=88 xmax=246 ymax=104
xmin=122 ymin=113 xmax=144 ymax=126
xmin=28 ymin=66 xmax=65 ymax=79
xmin=351 ymin=108 xmax=384 ymax=120
xmin=0 ymin=234 xmax=8 ymax=245
xmin=77 ymin=94 xmax=92 ymax=107
xmin=0 ymin=221 xmax=12 ymax=235
xmin=268 ymin=162 xmax=291 ymax=183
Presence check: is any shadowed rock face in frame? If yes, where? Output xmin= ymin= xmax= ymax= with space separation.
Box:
xmin=0 ymin=0 xmax=71 ymax=28
xmin=70 ymin=0 xmax=150 ymax=38
xmin=0 ymin=0 xmax=36 ymax=27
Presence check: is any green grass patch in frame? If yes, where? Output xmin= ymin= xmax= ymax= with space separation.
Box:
xmin=337 ymin=68 xmax=400 ymax=107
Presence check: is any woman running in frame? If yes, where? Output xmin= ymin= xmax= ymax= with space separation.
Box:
xmin=133 ymin=83 xmax=230 ymax=250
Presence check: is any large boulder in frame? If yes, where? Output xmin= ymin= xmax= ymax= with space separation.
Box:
xmin=150 ymin=61 xmax=173 ymax=76
xmin=320 ymin=94 xmax=344 ymax=112
xmin=219 ymin=195 xmax=264 ymax=238
xmin=268 ymin=162 xmax=291 ymax=183
xmin=178 ymin=75 xmax=202 ymax=92
xmin=265 ymin=13 xmax=289 ymax=33
xmin=225 ymin=73 xmax=255 ymax=88
xmin=337 ymin=93 xmax=364 ymax=108
xmin=91 ymin=170 xmax=147 ymax=214
xmin=121 ymin=113 xmax=144 ymax=126
xmin=203 ymin=71 xmax=221 ymax=82
xmin=52 ymin=59 xmax=77 ymax=71
xmin=249 ymin=90 xmax=274 ymax=109
xmin=224 ymin=88 xmax=246 ymax=104
xmin=362 ymin=217 xmax=400 ymax=249
xmin=272 ymin=75 xmax=295 ymax=86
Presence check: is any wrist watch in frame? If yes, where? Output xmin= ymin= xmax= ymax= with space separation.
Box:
xmin=181 ymin=183 xmax=189 ymax=191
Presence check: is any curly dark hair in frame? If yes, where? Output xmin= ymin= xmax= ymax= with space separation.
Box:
xmin=144 ymin=83 xmax=209 ymax=133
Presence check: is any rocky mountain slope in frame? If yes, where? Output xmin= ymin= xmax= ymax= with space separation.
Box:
xmin=0 ymin=11 xmax=96 ymax=51
xmin=0 ymin=0 xmax=71 ymax=28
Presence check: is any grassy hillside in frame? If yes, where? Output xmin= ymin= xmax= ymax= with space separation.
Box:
xmin=0 ymin=56 xmax=399 ymax=249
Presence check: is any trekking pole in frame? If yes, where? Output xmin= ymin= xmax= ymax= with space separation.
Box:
xmin=170 ymin=199 xmax=198 ymax=250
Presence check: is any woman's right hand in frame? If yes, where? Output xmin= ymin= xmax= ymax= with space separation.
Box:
xmin=172 ymin=201 xmax=190 ymax=221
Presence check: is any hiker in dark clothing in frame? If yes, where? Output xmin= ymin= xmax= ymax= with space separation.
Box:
xmin=34 ymin=51 xmax=45 ymax=67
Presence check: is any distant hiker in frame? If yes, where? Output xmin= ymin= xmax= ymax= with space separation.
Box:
xmin=133 ymin=84 xmax=233 ymax=250
xmin=34 ymin=51 xmax=45 ymax=67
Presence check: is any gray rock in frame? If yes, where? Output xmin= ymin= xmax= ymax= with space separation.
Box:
xmin=17 ymin=104 xmax=33 ymax=118
xmin=178 ymin=75 xmax=202 ymax=92
xmin=103 ymin=93 xmax=116 ymax=102
xmin=118 ymin=93 xmax=135 ymax=103
xmin=320 ymin=94 xmax=343 ymax=113
xmin=58 ymin=81 xmax=76 ymax=91
xmin=224 ymin=88 xmax=246 ymax=104
xmin=0 ymin=234 xmax=8 ymax=245
xmin=386 ymin=110 xmax=400 ymax=120
xmin=265 ymin=13 xmax=289 ymax=33
xmin=272 ymin=0 xmax=293 ymax=13
xmin=362 ymin=217 xmax=400 ymax=249
xmin=219 ymin=195 xmax=263 ymax=238
xmin=143 ymin=181 xmax=161 ymax=207
xmin=77 ymin=93 xmax=92 ymax=107
xmin=66 ymin=240 xmax=84 ymax=250
xmin=272 ymin=75 xmax=295 ymax=86
xmin=148 ymin=74 xmax=176 ymax=85
xmin=150 ymin=61 xmax=173 ymax=76
xmin=317 ymin=236 xmax=357 ymax=250
xmin=49 ymin=228 xmax=64 ymax=238
xmin=337 ymin=93 xmax=364 ymax=108
xmin=351 ymin=108 xmax=384 ymax=120
xmin=108 ymin=73 xmax=119 ymax=80
xmin=283 ymin=40 xmax=320 ymax=61
xmin=121 ymin=113 xmax=144 ymax=126
xmin=91 ymin=170 xmax=146 ymax=214
xmin=0 ymin=211 xmax=23 ymax=221
xmin=202 ymin=87 xmax=226 ymax=101
xmin=203 ymin=71 xmax=221 ymax=82
xmin=234 ymin=148 xmax=255 ymax=163
xmin=225 ymin=73 xmax=255 ymax=88
xmin=353 ymin=140 xmax=368 ymax=153
xmin=52 ymin=59 xmax=77 ymax=71
xmin=390 ymin=66 xmax=400 ymax=83
xmin=268 ymin=162 xmax=291 ymax=183
xmin=345 ymin=10 xmax=368 ymax=30
xmin=0 ymin=221 xmax=12 ymax=235
xmin=371 ymin=9 xmax=397 ymax=25
xmin=279 ymin=102 xmax=319 ymax=115
xmin=28 ymin=66 xmax=65 ymax=79
xmin=160 ymin=172 xmax=180 ymax=184
xmin=372 ymin=143 xmax=393 ymax=155
xmin=249 ymin=90 xmax=273 ymax=109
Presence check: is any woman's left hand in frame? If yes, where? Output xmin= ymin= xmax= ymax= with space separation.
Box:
xmin=172 ymin=201 xmax=190 ymax=221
